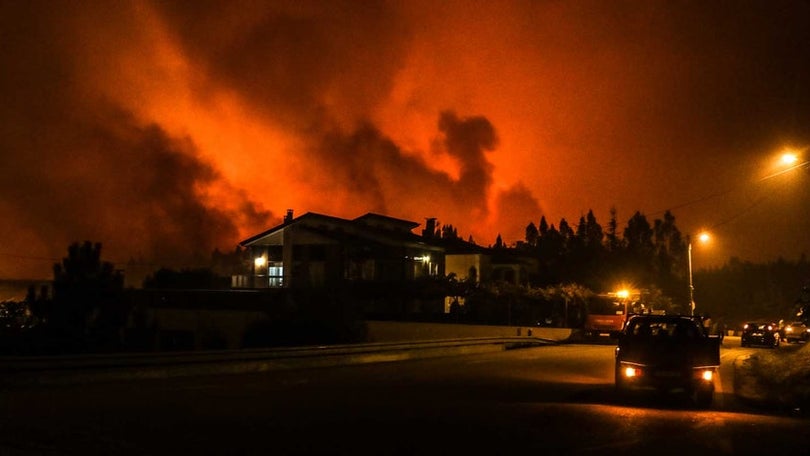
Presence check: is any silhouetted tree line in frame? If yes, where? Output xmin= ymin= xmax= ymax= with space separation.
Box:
xmin=465 ymin=207 xmax=809 ymax=328
xmin=516 ymin=208 xmax=688 ymax=299
xmin=143 ymin=267 xmax=230 ymax=289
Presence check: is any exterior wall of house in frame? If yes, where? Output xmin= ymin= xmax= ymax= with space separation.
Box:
xmin=492 ymin=264 xmax=525 ymax=285
xmin=247 ymin=225 xmax=341 ymax=289
xmin=366 ymin=320 xmax=573 ymax=343
xmin=148 ymin=307 xmax=268 ymax=350
xmin=125 ymin=289 xmax=281 ymax=350
xmin=243 ymin=214 xmax=445 ymax=289
xmin=445 ymin=254 xmax=491 ymax=283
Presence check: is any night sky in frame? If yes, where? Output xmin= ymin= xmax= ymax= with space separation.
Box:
xmin=2 ymin=0 xmax=809 ymax=279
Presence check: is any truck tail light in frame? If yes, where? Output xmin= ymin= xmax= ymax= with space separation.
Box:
xmin=700 ymin=370 xmax=713 ymax=382
xmin=624 ymin=366 xmax=640 ymax=378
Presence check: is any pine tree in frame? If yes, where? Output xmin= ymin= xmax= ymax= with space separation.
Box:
xmin=51 ymin=241 xmax=126 ymax=352
xmin=585 ymin=210 xmax=604 ymax=248
xmin=539 ymin=216 xmax=549 ymax=237
xmin=606 ymin=206 xmax=621 ymax=252
xmin=525 ymin=222 xmax=539 ymax=247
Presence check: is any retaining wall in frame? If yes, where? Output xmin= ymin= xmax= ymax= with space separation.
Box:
xmin=366 ymin=320 xmax=572 ymax=343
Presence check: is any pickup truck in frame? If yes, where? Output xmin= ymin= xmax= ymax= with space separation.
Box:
xmin=614 ymin=314 xmax=721 ymax=407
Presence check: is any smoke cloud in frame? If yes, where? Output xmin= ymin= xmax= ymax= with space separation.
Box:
xmin=0 ymin=1 xmax=272 ymax=278
xmin=1 ymin=0 xmax=809 ymax=279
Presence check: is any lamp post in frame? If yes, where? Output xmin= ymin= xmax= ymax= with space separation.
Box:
xmin=687 ymin=232 xmax=710 ymax=316
xmin=688 ymin=238 xmax=695 ymax=316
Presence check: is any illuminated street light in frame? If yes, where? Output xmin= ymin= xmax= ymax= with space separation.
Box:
xmin=688 ymin=232 xmax=711 ymax=316
xmin=760 ymin=148 xmax=809 ymax=181
xmin=780 ymin=152 xmax=799 ymax=167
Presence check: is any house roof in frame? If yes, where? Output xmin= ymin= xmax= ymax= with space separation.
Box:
xmin=239 ymin=212 xmax=344 ymax=247
xmin=295 ymin=222 xmax=440 ymax=252
xmin=239 ymin=211 xmax=431 ymax=250
xmin=427 ymin=236 xmax=490 ymax=255
xmin=353 ymin=213 xmax=420 ymax=231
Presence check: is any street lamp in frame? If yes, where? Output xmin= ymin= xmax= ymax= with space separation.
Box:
xmin=759 ymin=148 xmax=809 ymax=181
xmin=687 ymin=232 xmax=710 ymax=316
xmin=780 ymin=152 xmax=799 ymax=166
xmin=616 ymin=288 xmax=630 ymax=317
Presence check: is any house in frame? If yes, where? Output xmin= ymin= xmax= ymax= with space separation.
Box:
xmin=239 ymin=210 xmax=541 ymax=289
xmin=490 ymin=247 xmax=541 ymax=286
xmin=420 ymin=218 xmax=538 ymax=287
xmin=124 ymin=211 xmax=546 ymax=351
xmin=238 ymin=210 xmax=445 ymax=289
xmin=427 ymin=234 xmax=491 ymax=285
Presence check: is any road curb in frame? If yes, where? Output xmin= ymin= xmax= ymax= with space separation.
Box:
xmin=733 ymin=353 xmax=808 ymax=416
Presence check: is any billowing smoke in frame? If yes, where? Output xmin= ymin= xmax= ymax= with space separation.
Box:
xmin=494 ymin=184 xmax=544 ymax=245
xmin=0 ymin=1 xmax=272 ymax=278
xmin=2 ymin=0 xmax=809 ymax=279
xmin=151 ymin=0 xmax=412 ymax=132
xmin=300 ymin=111 xmax=498 ymax=230
xmin=0 ymin=97 xmax=273 ymax=276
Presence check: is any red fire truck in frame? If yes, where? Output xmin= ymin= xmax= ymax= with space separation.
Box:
xmin=584 ymin=290 xmax=642 ymax=339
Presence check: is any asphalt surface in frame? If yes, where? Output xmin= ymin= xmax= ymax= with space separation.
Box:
xmin=1 ymin=338 xmax=807 ymax=455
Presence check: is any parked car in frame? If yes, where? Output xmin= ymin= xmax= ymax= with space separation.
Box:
xmin=740 ymin=321 xmax=780 ymax=348
xmin=783 ymin=321 xmax=810 ymax=344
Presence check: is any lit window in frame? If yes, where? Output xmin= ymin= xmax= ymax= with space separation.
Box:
xmin=268 ymin=262 xmax=284 ymax=287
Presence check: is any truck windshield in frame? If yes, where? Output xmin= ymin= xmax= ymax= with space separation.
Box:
xmin=589 ymin=296 xmax=626 ymax=315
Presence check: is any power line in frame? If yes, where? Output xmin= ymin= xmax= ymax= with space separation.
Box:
xmin=650 ymin=160 xmax=809 ymax=220
xmin=707 ymin=192 xmax=773 ymax=231
xmin=757 ymin=160 xmax=810 ymax=182
xmin=0 ymin=252 xmax=159 ymax=269
xmin=0 ymin=252 xmax=60 ymax=262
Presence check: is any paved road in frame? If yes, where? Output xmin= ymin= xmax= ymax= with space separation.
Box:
xmin=0 ymin=337 xmax=806 ymax=455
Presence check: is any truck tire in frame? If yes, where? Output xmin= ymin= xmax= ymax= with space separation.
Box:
xmin=693 ymin=385 xmax=714 ymax=408
xmin=614 ymin=364 xmax=624 ymax=392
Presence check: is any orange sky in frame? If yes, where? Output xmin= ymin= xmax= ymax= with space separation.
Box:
xmin=1 ymin=0 xmax=809 ymax=280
